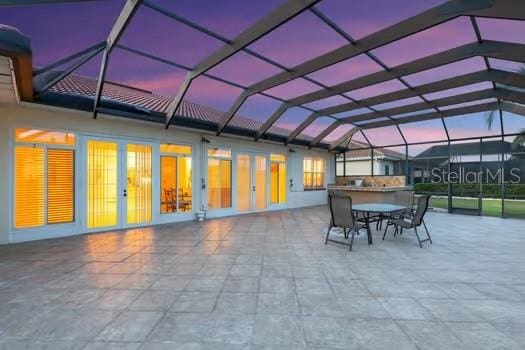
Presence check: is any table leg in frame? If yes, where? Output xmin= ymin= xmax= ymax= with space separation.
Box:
xmin=366 ymin=212 xmax=373 ymax=245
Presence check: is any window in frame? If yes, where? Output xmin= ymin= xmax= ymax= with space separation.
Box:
xmin=270 ymin=154 xmax=286 ymax=204
xmin=160 ymin=143 xmax=192 ymax=213
xmin=208 ymin=148 xmax=232 ymax=209
xmin=303 ymin=157 xmax=325 ymax=190
xmin=385 ymin=164 xmax=390 ymax=176
xmin=14 ymin=129 xmax=75 ymax=228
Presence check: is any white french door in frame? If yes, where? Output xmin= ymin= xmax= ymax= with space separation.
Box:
xmin=236 ymin=153 xmax=267 ymax=212
xmin=83 ymin=137 xmax=153 ymax=232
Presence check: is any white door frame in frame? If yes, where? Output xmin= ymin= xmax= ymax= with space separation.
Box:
xmin=79 ymin=134 xmax=155 ymax=233
xmin=234 ymin=151 xmax=270 ymax=213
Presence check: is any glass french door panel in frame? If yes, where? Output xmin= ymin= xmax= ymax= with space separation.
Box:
xmin=87 ymin=140 xmax=118 ymax=229
xmin=160 ymin=156 xmax=177 ymax=214
xmin=220 ymin=159 xmax=232 ymax=208
xmin=255 ymin=155 xmax=267 ymax=210
xmin=270 ymin=162 xmax=287 ymax=205
xmin=270 ymin=163 xmax=279 ymax=204
xmin=237 ymin=154 xmax=251 ymax=211
xmin=126 ymin=144 xmax=152 ymax=225
xmin=208 ymin=158 xmax=232 ymax=209
xmin=14 ymin=146 xmax=45 ymax=228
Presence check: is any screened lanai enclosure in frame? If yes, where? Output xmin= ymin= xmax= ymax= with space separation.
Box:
xmin=1 ymin=0 xmax=525 ymax=244
xmin=3 ymin=1 xmax=525 ymax=348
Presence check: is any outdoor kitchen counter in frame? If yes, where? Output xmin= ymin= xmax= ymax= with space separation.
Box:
xmin=327 ymin=185 xmax=413 ymax=204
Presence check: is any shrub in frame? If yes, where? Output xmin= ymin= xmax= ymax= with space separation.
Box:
xmin=414 ymin=183 xmax=525 ymax=199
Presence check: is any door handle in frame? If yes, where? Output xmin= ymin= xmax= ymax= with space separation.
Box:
xmin=252 ymin=186 xmax=256 ymax=192
xmin=123 ymin=189 xmax=127 ymax=197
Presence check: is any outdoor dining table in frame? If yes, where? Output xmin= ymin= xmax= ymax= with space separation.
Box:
xmin=352 ymin=203 xmax=408 ymax=245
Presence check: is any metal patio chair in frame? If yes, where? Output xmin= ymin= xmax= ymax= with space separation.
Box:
xmin=383 ymin=190 xmax=415 ymax=232
xmin=326 ymin=193 xmax=365 ymax=251
xmin=383 ymin=194 xmax=433 ymax=248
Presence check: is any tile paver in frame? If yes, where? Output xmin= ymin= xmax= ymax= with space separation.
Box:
xmin=0 ymin=206 xmax=523 ymax=348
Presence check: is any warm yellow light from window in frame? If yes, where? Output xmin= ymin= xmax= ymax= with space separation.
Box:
xmin=255 ymin=156 xmax=267 ymax=210
xmin=87 ymin=141 xmax=118 ymax=229
xmin=208 ymin=158 xmax=231 ymax=209
xmin=127 ymin=144 xmax=152 ymax=225
xmin=270 ymin=162 xmax=287 ymax=204
xmin=208 ymin=148 xmax=231 ymax=158
xmin=14 ymin=146 xmax=45 ymax=228
xmin=15 ymin=128 xmax=75 ymax=145
xmin=303 ymin=157 xmax=325 ymax=189
xmin=237 ymin=154 xmax=251 ymax=211
xmin=160 ymin=143 xmax=191 ymax=155
xmin=178 ymin=156 xmax=192 ymax=212
xmin=270 ymin=154 xmax=285 ymax=162
xmin=47 ymin=149 xmax=74 ymax=224
xmin=161 ymin=156 xmax=177 ymax=214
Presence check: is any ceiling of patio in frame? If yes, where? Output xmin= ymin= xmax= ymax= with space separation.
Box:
xmin=1 ymin=0 xmax=524 ymax=153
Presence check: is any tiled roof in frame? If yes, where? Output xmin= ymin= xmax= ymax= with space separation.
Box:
xmin=48 ymin=74 xmax=310 ymax=139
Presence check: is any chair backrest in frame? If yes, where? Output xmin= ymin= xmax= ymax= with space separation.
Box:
xmin=328 ymin=193 xmax=355 ymax=228
xmin=394 ymin=190 xmax=415 ymax=209
xmin=413 ymin=195 xmax=431 ymax=226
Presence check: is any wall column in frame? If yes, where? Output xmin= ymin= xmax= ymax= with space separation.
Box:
xmin=0 ymin=111 xmax=10 ymax=244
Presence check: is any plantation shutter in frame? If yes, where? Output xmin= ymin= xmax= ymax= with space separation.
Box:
xmin=47 ymin=149 xmax=75 ymax=224
xmin=15 ymin=146 xmax=45 ymax=228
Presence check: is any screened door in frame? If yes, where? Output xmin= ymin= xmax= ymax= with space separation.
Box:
xmin=86 ymin=139 xmax=152 ymax=231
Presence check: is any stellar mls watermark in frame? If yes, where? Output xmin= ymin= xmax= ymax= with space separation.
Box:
xmin=431 ymin=167 xmax=521 ymax=184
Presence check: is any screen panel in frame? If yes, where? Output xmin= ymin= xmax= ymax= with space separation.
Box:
xmin=231 ymin=94 xmax=283 ymax=129
xmin=300 ymin=117 xmax=335 ymax=140
xmin=119 ymin=5 xmax=224 ymax=67
xmin=403 ymin=57 xmax=486 ymax=86
xmin=248 ymin=11 xmax=347 ymax=67
xmin=306 ymin=54 xmax=383 ymax=86
xmin=423 ymin=82 xmax=493 ymax=100
xmin=207 ymin=51 xmax=284 ymax=87
xmin=183 ymin=75 xmax=243 ymax=112
xmin=270 ymin=107 xmax=314 ymax=136
xmin=149 ymin=0 xmax=285 ymax=39
xmin=478 ymin=18 xmax=525 ymax=44
xmin=399 ymin=119 xmax=448 ymax=144
xmin=361 ymin=125 xmax=405 ymax=147
xmin=371 ymin=17 xmax=476 ymax=66
xmin=314 ymin=0 xmax=446 ymax=40
xmin=303 ymin=95 xmax=350 ymax=110
xmin=106 ymin=48 xmax=187 ymax=97
xmin=444 ymin=111 xmax=502 ymax=139
xmin=0 ymin=0 xmax=122 ymax=66
xmin=345 ymin=79 xmax=406 ymax=100
xmin=263 ymin=78 xmax=322 ymax=100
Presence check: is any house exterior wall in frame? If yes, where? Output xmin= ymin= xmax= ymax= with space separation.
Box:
xmin=0 ymin=102 xmax=333 ymax=244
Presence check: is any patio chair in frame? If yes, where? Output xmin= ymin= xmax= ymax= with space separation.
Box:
xmin=326 ymin=193 xmax=365 ymax=251
xmin=383 ymin=194 xmax=433 ymax=248
xmin=382 ymin=190 xmax=415 ymax=232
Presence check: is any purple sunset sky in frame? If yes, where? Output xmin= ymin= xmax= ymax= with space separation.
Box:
xmin=1 ymin=0 xmax=523 ymax=151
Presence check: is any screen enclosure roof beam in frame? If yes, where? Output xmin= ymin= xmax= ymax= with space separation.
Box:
xmin=164 ymin=0 xmax=320 ymax=129
xmin=216 ymin=0 xmax=525 ymax=134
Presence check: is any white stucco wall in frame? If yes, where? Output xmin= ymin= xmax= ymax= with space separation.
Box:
xmin=0 ymin=102 xmax=334 ymax=243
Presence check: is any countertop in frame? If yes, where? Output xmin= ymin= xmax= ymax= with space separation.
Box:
xmin=327 ymin=185 xmax=413 ymax=192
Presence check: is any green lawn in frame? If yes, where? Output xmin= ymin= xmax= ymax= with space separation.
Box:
xmin=429 ymin=197 xmax=525 ymax=218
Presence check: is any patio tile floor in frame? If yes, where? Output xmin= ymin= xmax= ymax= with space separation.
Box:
xmin=0 ymin=206 xmax=524 ymax=349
